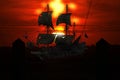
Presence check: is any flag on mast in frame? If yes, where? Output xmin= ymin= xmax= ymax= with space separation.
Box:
xmin=84 ymin=33 xmax=88 ymax=38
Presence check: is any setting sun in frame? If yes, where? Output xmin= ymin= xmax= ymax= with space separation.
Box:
xmin=54 ymin=26 xmax=64 ymax=31
xmin=50 ymin=0 xmax=65 ymax=18
xmin=52 ymin=26 xmax=65 ymax=35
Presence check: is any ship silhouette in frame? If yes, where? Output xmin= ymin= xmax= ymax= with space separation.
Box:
xmin=27 ymin=4 xmax=88 ymax=59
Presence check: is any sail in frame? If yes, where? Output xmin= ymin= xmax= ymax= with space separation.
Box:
xmin=37 ymin=34 xmax=55 ymax=44
xmin=56 ymin=13 xmax=71 ymax=26
xmin=38 ymin=11 xmax=54 ymax=29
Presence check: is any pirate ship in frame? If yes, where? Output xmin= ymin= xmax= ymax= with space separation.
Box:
xmin=37 ymin=4 xmax=74 ymax=46
xmin=29 ymin=4 xmax=87 ymax=58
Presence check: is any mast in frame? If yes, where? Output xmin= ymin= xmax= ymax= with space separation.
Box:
xmin=46 ymin=4 xmax=50 ymax=48
xmin=47 ymin=4 xmax=49 ymax=34
xmin=66 ymin=4 xmax=68 ymax=13
xmin=65 ymin=4 xmax=68 ymax=36
xmin=37 ymin=4 xmax=54 ymax=46
xmin=47 ymin=4 xmax=49 ymax=12
xmin=56 ymin=4 xmax=71 ymax=35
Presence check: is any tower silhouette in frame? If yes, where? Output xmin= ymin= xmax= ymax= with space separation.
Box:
xmin=12 ymin=38 xmax=25 ymax=80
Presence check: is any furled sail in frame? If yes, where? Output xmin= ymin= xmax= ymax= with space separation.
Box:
xmin=38 ymin=11 xmax=54 ymax=30
xmin=56 ymin=13 xmax=71 ymax=26
xmin=37 ymin=34 xmax=55 ymax=44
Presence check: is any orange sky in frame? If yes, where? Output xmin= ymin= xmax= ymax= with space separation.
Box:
xmin=0 ymin=0 xmax=120 ymax=46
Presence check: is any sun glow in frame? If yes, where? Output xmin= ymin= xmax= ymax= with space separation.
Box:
xmin=35 ymin=9 xmax=42 ymax=15
xmin=53 ymin=31 xmax=65 ymax=42
xmin=50 ymin=0 xmax=65 ymax=18
xmin=69 ymin=3 xmax=76 ymax=10
xmin=41 ymin=3 xmax=46 ymax=7
xmin=52 ymin=32 xmax=65 ymax=35
xmin=72 ymin=17 xmax=80 ymax=23
xmin=54 ymin=26 xmax=64 ymax=31
xmin=52 ymin=26 xmax=65 ymax=35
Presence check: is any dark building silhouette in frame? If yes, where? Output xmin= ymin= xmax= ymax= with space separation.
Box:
xmin=96 ymin=38 xmax=110 ymax=50
xmin=96 ymin=38 xmax=111 ymax=80
xmin=96 ymin=38 xmax=110 ymax=62
xmin=11 ymin=38 xmax=25 ymax=80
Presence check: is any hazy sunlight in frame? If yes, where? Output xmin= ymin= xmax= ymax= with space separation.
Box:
xmin=50 ymin=0 xmax=65 ymax=18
